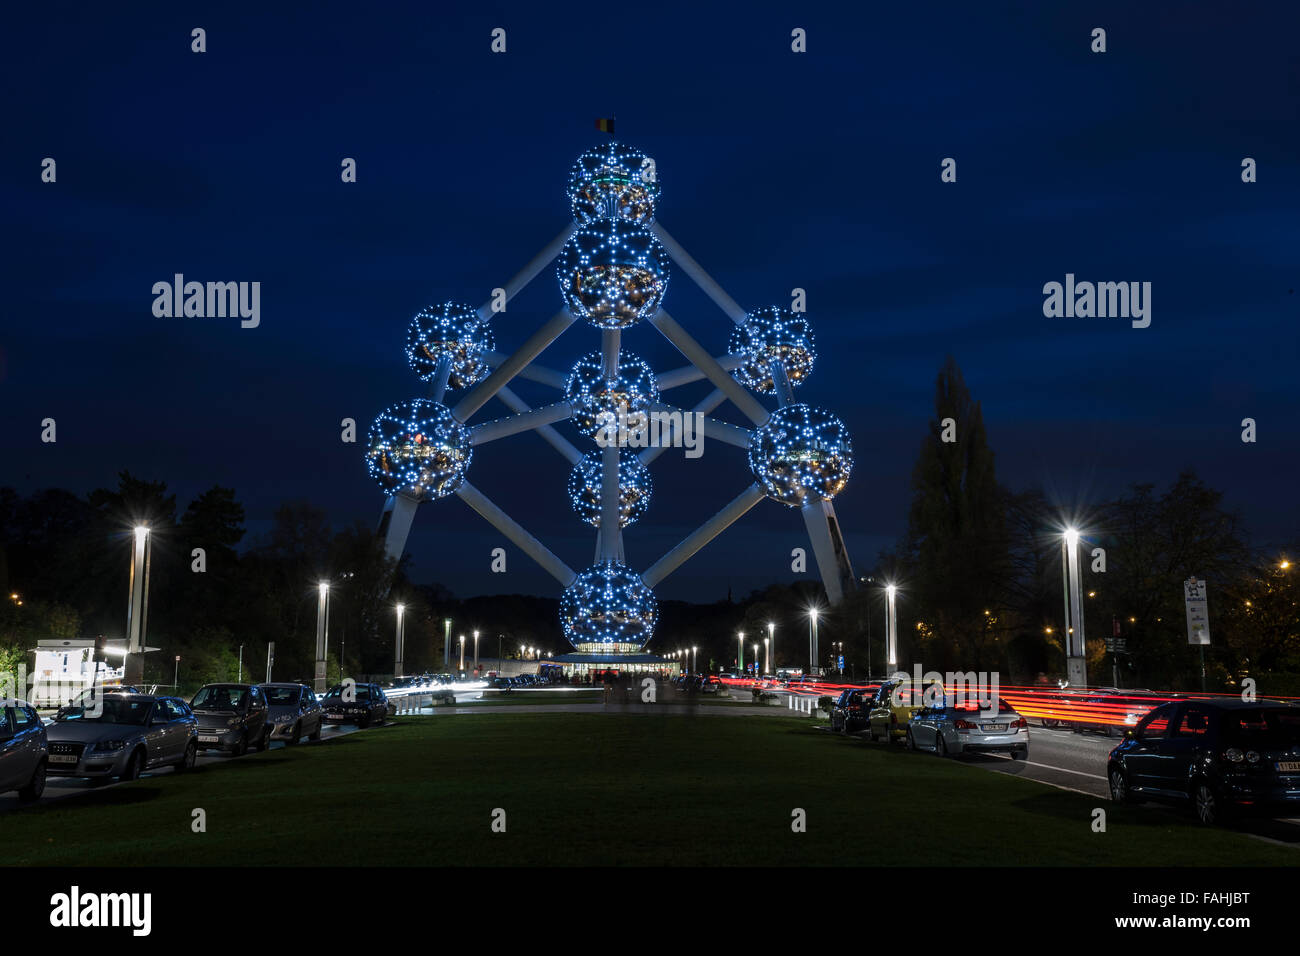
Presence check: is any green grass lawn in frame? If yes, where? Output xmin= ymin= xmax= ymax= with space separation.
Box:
xmin=8 ymin=714 xmax=1295 ymax=866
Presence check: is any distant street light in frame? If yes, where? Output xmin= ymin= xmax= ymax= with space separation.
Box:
xmin=885 ymin=584 xmax=898 ymax=672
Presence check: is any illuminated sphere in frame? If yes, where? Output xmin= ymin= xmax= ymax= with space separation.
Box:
xmin=564 ymin=351 xmax=659 ymax=437
xmin=365 ymin=399 xmax=471 ymax=500
xmin=556 ymin=220 xmax=669 ymax=329
xmin=559 ymin=561 xmax=658 ymax=650
xmin=405 ymin=302 xmax=495 ymax=390
xmin=729 ymin=307 xmax=816 ymax=394
xmin=567 ymin=141 xmax=661 ymax=226
xmin=567 ymin=450 xmax=653 ymax=528
xmin=748 ymin=404 xmax=853 ymax=507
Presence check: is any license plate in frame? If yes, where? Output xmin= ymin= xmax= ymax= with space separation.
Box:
xmin=326 ymin=713 xmax=342 ymax=719
xmin=198 ymin=735 xmax=218 ymax=743
xmin=1277 ymin=761 xmax=1300 ymax=772
xmin=50 ymin=754 xmax=77 ymax=764
xmin=983 ymin=724 xmax=1007 ymax=732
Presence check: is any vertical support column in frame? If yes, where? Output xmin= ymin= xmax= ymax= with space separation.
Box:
xmin=600 ymin=444 xmax=622 ymax=563
xmin=380 ymin=493 xmax=421 ymax=565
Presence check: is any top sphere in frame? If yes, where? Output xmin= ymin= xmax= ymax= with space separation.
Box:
xmin=729 ymin=307 xmax=816 ymax=394
xmin=406 ymin=302 xmax=495 ymax=390
xmin=567 ymin=141 xmax=661 ymax=226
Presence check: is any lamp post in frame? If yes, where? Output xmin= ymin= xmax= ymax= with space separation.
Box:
xmin=237 ymin=644 xmax=244 ymax=683
xmin=459 ymin=635 xmax=466 ymax=673
xmin=752 ymin=644 xmax=758 ymax=677
xmin=885 ymin=584 xmax=898 ymax=673
xmin=314 ymin=581 xmax=330 ymax=694
xmin=737 ymin=631 xmax=744 ymax=673
xmin=394 ymin=604 xmax=406 ymax=678
xmin=473 ymin=630 xmax=480 ymax=674
xmin=1063 ymin=527 xmax=1087 ymax=687
xmin=767 ymin=621 xmax=775 ymax=673
xmin=443 ymin=618 xmax=452 ymax=670
xmin=692 ymin=645 xmax=698 ymax=672
xmin=124 ymin=525 xmax=152 ymax=686
xmin=808 ymin=608 xmax=820 ymax=677
xmin=763 ymin=637 xmax=770 ymax=674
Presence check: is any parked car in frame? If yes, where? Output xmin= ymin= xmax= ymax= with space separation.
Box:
xmin=321 ymin=682 xmax=389 ymax=728
xmin=259 ymin=683 xmax=323 ymax=745
xmin=46 ymin=693 xmax=197 ymax=780
xmin=830 ymin=688 xmax=871 ymax=734
xmin=190 ymin=683 xmax=270 ymax=756
xmin=701 ymin=676 xmax=721 ymax=695
xmin=54 ymin=684 xmax=143 ymax=721
xmin=489 ymin=677 xmax=514 ymax=690
xmin=1108 ymin=699 xmax=1300 ymax=825
xmin=906 ymin=699 xmax=1030 ymax=759
xmin=0 ymin=700 xmax=48 ymax=801
xmin=868 ymin=679 xmax=927 ymax=743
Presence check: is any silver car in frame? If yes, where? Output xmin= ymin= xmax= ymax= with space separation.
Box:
xmin=259 ymin=683 xmax=323 ymax=745
xmin=46 ymin=693 xmax=198 ymax=780
xmin=906 ymin=699 xmax=1030 ymax=759
xmin=0 ymin=700 xmax=48 ymax=801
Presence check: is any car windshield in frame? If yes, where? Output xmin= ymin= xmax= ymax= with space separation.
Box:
xmin=65 ymin=697 xmax=152 ymax=725
xmin=262 ymin=686 xmax=300 ymax=705
xmin=1222 ymin=708 xmax=1300 ymax=748
xmin=323 ymin=685 xmax=372 ymax=701
xmin=191 ymin=686 xmax=247 ymax=710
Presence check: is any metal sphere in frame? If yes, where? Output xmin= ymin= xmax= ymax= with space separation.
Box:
xmin=405 ymin=302 xmax=495 ymax=390
xmin=567 ymin=450 xmax=653 ymax=528
xmin=729 ymin=307 xmax=815 ymax=394
xmin=567 ymin=141 xmax=661 ymax=226
xmin=563 ymin=351 xmax=659 ymax=438
xmin=748 ymin=403 xmax=853 ymax=507
xmin=559 ymin=561 xmax=658 ymax=650
xmin=365 ymin=399 xmax=471 ymax=501
xmin=556 ymin=220 xmax=669 ymax=329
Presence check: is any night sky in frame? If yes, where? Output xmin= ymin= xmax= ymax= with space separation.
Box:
xmin=4 ymin=2 xmax=1298 ymax=603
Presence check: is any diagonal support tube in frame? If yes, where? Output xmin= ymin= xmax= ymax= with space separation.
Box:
xmin=642 ymin=483 xmax=767 ymax=588
xmin=470 ymin=401 xmax=573 ymax=445
xmin=484 ymin=352 xmax=568 ymax=389
xmin=640 ymin=388 xmax=727 ymax=466
xmin=650 ymin=222 xmax=749 ymax=325
xmin=656 ymin=354 xmax=745 ymax=391
xmin=495 ymin=385 xmax=583 ymax=465
xmin=476 ymin=224 xmax=577 ymax=320
xmin=453 ymin=311 xmax=575 ymax=422
xmin=455 ymin=481 xmax=577 ymax=587
xmin=649 ymin=310 xmax=770 ymax=426
xmin=648 ymin=403 xmax=751 ymax=449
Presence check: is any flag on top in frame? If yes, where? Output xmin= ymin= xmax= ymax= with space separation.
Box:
xmin=595 ymin=117 xmax=615 ymax=135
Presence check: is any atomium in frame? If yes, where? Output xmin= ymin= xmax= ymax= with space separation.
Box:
xmin=730 ymin=306 xmax=816 ymax=394
xmin=563 ymin=351 xmax=659 ymax=437
xmin=405 ymin=302 xmax=495 ymax=389
xmin=556 ymin=219 xmax=669 ymax=329
xmin=366 ymin=399 xmax=471 ymax=501
xmin=567 ymin=141 xmax=660 ymax=226
xmin=567 ymin=450 xmax=652 ymax=528
xmin=748 ymin=403 xmax=853 ymax=507
xmin=559 ymin=561 xmax=658 ymax=650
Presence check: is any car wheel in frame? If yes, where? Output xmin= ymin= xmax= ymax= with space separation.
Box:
xmin=233 ymin=732 xmax=248 ymax=758
xmin=1012 ymin=747 xmax=1028 ymax=761
xmin=935 ymin=734 xmax=949 ymax=758
xmin=1109 ymin=767 xmax=1137 ymax=804
xmin=1106 ymin=725 xmax=1121 ymax=738
xmin=1194 ymin=781 xmax=1225 ymax=826
xmin=309 ymin=721 xmax=322 ymax=741
xmin=121 ymin=748 xmax=145 ymax=781
xmin=18 ymin=759 xmax=46 ymax=802
xmin=175 ymin=740 xmax=198 ymax=772
xmin=256 ymin=727 xmax=271 ymax=751
xmin=289 ymin=722 xmax=302 ymax=746
xmin=905 ymin=729 xmax=916 ymax=751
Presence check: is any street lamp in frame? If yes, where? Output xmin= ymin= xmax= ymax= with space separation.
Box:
xmin=692 ymin=645 xmax=698 ymax=672
xmin=394 ymin=604 xmax=406 ymax=678
xmin=737 ymin=630 xmax=745 ymax=673
xmin=443 ymin=618 xmax=452 ymax=669
xmin=885 ymin=584 xmax=898 ymax=673
xmin=807 ymin=607 xmax=820 ymax=677
xmin=763 ymin=637 xmax=770 ymax=674
xmin=767 ymin=621 xmax=775 ymax=673
xmin=124 ymin=525 xmax=152 ymax=685
xmin=1062 ymin=527 xmax=1087 ymax=687
xmin=314 ymin=581 xmax=330 ymax=694
xmin=459 ymin=634 xmax=466 ymax=673
xmin=752 ymin=644 xmax=758 ymax=676
xmin=473 ymin=630 xmax=480 ymax=673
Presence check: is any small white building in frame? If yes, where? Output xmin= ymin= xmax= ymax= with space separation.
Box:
xmin=28 ymin=639 xmax=125 ymax=707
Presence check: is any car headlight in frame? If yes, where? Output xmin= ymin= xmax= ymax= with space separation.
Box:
xmin=1224 ymin=747 xmax=1244 ymax=763
xmin=226 ymin=717 xmax=239 ymax=727
xmin=94 ymin=740 xmax=126 ymax=752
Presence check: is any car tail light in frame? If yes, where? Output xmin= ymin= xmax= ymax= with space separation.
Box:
xmin=1011 ymin=718 xmax=1027 ymax=729
xmin=954 ymin=719 xmax=976 ymax=731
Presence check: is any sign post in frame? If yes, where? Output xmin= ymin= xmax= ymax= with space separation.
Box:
xmin=1184 ymin=576 xmax=1210 ymax=691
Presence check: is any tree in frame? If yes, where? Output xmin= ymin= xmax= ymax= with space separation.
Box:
xmin=898 ymin=358 xmax=1013 ymax=671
